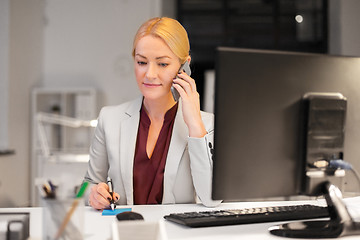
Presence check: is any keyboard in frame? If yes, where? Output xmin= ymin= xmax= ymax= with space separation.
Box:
xmin=164 ymin=204 xmax=329 ymax=228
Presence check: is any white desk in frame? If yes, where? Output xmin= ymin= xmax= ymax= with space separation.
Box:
xmin=1 ymin=198 xmax=360 ymax=240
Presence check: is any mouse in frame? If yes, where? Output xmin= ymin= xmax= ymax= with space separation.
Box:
xmin=116 ymin=211 xmax=144 ymax=221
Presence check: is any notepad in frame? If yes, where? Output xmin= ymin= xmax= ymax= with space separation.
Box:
xmin=102 ymin=208 xmax=132 ymax=216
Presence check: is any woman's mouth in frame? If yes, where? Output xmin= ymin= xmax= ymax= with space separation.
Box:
xmin=143 ymin=83 xmax=161 ymax=88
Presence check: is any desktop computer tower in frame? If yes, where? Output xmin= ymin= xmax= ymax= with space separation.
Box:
xmin=301 ymin=93 xmax=347 ymax=196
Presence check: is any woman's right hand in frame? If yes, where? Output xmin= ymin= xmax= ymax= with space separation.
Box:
xmin=88 ymin=182 xmax=120 ymax=210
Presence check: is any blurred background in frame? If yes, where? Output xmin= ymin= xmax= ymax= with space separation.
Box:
xmin=0 ymin=0 xmax=359 ymax=207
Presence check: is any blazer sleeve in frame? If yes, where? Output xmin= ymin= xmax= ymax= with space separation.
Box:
xmin=187 ymin=112 xmax=222 ymax=207
xmin=84 ymin=107 xmax=110 ymax=202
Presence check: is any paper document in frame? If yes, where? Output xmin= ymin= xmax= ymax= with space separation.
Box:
xmin=344 ymin=196 xmax=360 ymax=221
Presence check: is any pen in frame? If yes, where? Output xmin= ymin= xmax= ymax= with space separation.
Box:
xmin=42 ymin=181 xmax=56 ymax=199
xmin=107 ymin=177 xmax=115 ymax=211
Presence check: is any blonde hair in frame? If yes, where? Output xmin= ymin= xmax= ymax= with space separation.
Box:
xmin=132 ymin=17 xmax=190 ymax=64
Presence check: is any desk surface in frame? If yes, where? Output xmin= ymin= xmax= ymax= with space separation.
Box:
xmin=1 ymin=198 xmax=360 ymax=240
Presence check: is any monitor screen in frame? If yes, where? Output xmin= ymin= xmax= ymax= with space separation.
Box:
xmin=212 ymin=47 xmax=360 ymax=201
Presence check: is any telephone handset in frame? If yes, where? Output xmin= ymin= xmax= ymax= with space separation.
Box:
xmin=171 ymin=61 xmax=192 ymax=102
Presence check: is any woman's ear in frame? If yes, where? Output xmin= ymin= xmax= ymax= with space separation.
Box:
xmin=187 ymin=56 xmax=191 ymax=64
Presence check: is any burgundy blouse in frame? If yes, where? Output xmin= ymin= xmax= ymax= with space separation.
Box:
xmin=133 ymin=103 xmax=178 ymax=204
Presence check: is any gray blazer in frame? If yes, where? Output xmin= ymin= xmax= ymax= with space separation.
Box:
xmin=84 ymin=97 xmax=221 ymax=207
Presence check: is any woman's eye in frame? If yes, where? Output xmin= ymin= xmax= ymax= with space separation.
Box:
xmin=159 ymin=63 xmax=169 ymax=67
xmin=137 ymin=61 xmax=147 ymax=65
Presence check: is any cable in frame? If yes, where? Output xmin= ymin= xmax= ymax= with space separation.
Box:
xmin=350 ymin=168 xmax=360 ymax=189
xmin=329 ymin=159 xmax=360 ymax=194
xmin=329 ymin=159 xmax=352 ymax=170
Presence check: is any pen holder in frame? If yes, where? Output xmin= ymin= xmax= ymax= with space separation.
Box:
xmin=42 ymin=198 xmax=84 ymax=240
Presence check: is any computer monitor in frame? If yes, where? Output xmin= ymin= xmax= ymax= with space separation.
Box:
xmin=212 ymin=47 xmax=360 ymax=237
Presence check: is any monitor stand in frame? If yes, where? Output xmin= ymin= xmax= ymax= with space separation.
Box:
xmin=269 ymin=182 xmax=360 ymax=238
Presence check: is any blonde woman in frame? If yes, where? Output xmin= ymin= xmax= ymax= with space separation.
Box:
xmin=85 ymin=17 xmax=220 ymax=209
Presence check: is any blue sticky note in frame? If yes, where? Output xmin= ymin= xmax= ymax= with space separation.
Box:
xmin=102 ymin=208 xmax=132 ymax=216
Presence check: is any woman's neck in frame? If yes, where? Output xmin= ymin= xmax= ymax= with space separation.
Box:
xmin=143 ymin=95 xmax=177 ymax=121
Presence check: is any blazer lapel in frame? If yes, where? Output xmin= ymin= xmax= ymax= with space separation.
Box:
xmin=119 ymin=97 xmax=142 ymax=205
xmin=163 ymin=99 xmax=188 ymax=203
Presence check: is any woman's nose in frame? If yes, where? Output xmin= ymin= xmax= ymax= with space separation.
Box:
xmin=146 ymin=63 xmax=157 ymax=79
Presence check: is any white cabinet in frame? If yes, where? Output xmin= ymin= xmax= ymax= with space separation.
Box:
xmin=31 ymin=87 xmax=97 ymax=206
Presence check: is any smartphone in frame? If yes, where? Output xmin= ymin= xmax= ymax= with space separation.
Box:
xmin=171 ymin=61 xmax=192 ymax=102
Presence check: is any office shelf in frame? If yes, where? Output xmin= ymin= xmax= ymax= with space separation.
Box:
xmin=31 ymin=87 xmax=97 ymax=206
xmin=44 ymin=153 xmax=90 ymax=163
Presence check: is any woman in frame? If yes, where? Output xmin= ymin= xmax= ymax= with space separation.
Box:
xmin=84 ymin=17 xmax=220 ymax=209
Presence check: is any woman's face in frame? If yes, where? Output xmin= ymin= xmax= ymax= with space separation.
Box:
xmin=134 ymin=35 xmax=182 ymax=101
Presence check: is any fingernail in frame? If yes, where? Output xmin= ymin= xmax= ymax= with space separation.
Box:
xmin=115 ymin=196 xmax=119 ymax=200
xmin=107 ymin=197 xmax=111 ymax=201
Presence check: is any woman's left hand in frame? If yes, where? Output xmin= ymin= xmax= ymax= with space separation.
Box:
xmin=172 ymin=72 xmax=207 ymax=138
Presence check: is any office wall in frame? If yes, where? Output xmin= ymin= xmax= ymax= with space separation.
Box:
xmin=41 ymin=0 xmax=163 ymax=107
xmin=0 ymin=0 xmax=44 ymax=207
xmin=328 ymin=0 xmax=360 ymax=194
xmin=340 ymin=1 xmax=360 ymax=56
xmin=0 ymin=0 xmax=10 ymax=151
xmin=329 ymin=0 xmax=360 ymax=56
